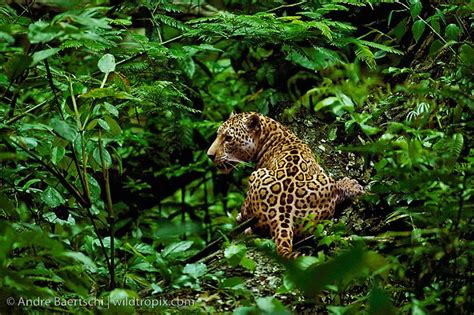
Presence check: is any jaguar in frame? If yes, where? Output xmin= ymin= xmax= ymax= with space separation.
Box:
xmin=207 ymin=112 xmax=364 ymax=258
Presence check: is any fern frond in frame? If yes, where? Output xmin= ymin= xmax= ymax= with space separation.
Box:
xmin=451 ymin=133 xmax=464 ymax=158
xmin=283 ymin=45 xmax=342 ymax=71
xmin=60 ymin=40 xmax=83 ymax=49
xmin=154 ymin=14 xmax=189 ymax=31
xmin=355 ymin=44 xmax=376 ymax=69
xmin=309 ymin=21 xmax=333 ymax=40
xmin=357 ymin=39 xmax=403 ymax=55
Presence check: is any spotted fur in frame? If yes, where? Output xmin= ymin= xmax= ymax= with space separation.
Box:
xmin=207 ymin=112 xmax=364 ymax=259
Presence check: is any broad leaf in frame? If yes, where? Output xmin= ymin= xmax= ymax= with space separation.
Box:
xmin=412 ymin=20 xmax=425 ymax=42
xmin=98 ymin=54 xmax=116 ymax=73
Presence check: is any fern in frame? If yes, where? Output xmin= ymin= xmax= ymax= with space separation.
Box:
xmin=282 ymin=45 xmax=342 ymax=71
xmin=0 ymin=5 xmax=18 ymax=24
xmin=120 ymin=61 xmax=150 ymax=73
xmin=60 ymin=39 xmax=83 ymax=49
xmin=355 ymin=44 xmax=376 ymax=69
xmin=154 ymin=13 xmax=189 ymax=31
xmin=451 ymin=133 xmax=464 ymax=159
xmin=316 ymin=3 xmax=350 ymax=14
xmin=309 ymin=21 xmax=333 ymax=40
xmin=356 ymin=39 xmax=403 ymax=55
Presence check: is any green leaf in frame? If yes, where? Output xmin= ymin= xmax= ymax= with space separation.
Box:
xmin=3 ymin=55 xmax=32 ymax=81
xmin=429 ymin=39 xmax=443 ymax=56
xmin=224 ymin=243 xmax=246 ymax=267
xmin=61 ymin=251 xmax=97 ymax=272
xmin=112 ymin=18 xmax=133 ymax=26
xmin=0 ymin=193 xmax=15 ymax=212
xmin=368 ymin=286 xmax=396 ymax=315
xmin=314 ymin=96 xmax=338 ymax=112
xmin=409 ymin=0 xmax=422 ymax=19
xmin=240 ymin=256 xmax=256 ymax=271
xmin=256 ymin=297 xmax=290 ymax=314
xmin=234 ymin=306 xmax=257 ymax=315
xmin=28 ymin=20 xmax=60 ymax=43
xmin=220 ymin=277 xmax=246 ymax=290
xmin=103 ymin=102 xmax=119 ymax=117
xmin=311 ymin=21 xmax=332 ymax=40
xmin=430 ymin=16 xmax=441 ymax=33
xmin=51 ymin=146 xmax=65 ymax=165
xmin=445 ymin=23 xmax=460 ymax=41
xmin=360 ymin=123 xmax=380 ymax=136
xmin=286 ymin=246 xmax=367 ymax=296
xmin=412 ymin=20 xmax=425 ymax=42
xmin=97 ymin=118 xmax=110 ymax=131
xmin=183 ymin=263 xmax=207 ymax=279
xmin=23 ymin=179 xmax=42 ymax=190
xmin=93 ymin=146 xmax=112 ymax=168
xmin=328 ymin=127 xmax=337 ymax=141
xmin=460 ymin=43 xmax=474 ymax=67
xmin=180 ymin=55 xmax=195 ymax=78
xmin=87 ymin=174 xmax=101 ymax=200
xmin=51 ymin=118 xmax=78 ymax=142
xmin=31 ymin=48 xmax=60 ymax=66
xmin=98 ymin=53 xmax=116 ymax=73
xmin=109 ymin=288 xmax=139 ymax=298
xmin=104 ymin=116 xmax=122 ymax=136
xmin=0 ymin=31 xmax=14 ymax=44
xmin=41 ymin=187 xmax=65 ymax=208
xmin=162 ymin=240 xmax=193 ymax=258
xmin=151 ymin=283 xmax=163 ymax=294
xmin=357 ymin=40 xmax=403 ymax=55
xmin=355 ymin=44 xmax=376 ymax=69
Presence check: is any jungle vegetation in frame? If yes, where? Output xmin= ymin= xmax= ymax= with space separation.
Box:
xmin=0 ymin=0 xmax=472 ymax=314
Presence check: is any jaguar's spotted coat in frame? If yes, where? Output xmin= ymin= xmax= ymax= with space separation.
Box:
xmin=207 ymin=112 xmax=364 ymax=259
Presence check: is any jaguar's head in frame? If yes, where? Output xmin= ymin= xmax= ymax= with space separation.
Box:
xmin=207 ymin=112 xmax=262 ymax=174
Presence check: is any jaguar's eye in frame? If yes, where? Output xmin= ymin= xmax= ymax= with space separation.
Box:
xmin=224 ymin=135 xmax=233 ymax=142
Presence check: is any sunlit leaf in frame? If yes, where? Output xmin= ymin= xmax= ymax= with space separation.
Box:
xmin=98 ymin=53 xmax=116 ymax=73
xmin=162 ymin=241 xmax=193 ymax=258
xmin=31 ymin=48 xmax=60 ymax=66
xmin=183 ymin=263 xmax=207 ymax=279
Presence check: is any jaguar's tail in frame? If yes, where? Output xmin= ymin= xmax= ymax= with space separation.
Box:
xmin=335 ymin=177 xmax=364 ymax=204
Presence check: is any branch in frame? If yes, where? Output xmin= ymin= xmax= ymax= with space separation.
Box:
xmin=8 ymin=138 xmax=88 ymax=208
xmin=184 ymin=217 xmax=259 ymax=264
xmin=6 ymin=99 xmax=50 ymax=125
xmin=44 ymin=61 xmax=90 ymax=206
xmin=44 ymin=60 xmax=64 ymax=119
xmin=98 ymin=131 xmax=116 ymax=289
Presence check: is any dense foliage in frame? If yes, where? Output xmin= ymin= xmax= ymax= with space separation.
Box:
xmin=0 ymin=0 xmax=472 ymax=314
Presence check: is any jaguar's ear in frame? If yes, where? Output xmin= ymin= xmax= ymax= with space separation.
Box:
xmin=230 ymin=111 xmax=236 ymax=117
xmin=246 ymin=113 xmax=261 ymax=132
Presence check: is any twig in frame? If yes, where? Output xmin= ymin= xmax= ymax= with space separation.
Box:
xmin=98 ymin=131 xmax=116 ymax=289
xmin=45 ymin=61 xmax=89 ymax=206
xmin=44 ymin=60 xmax=64 ymax=119
xmin=67 ymin=77 xmax=91 ymax=205
xmin=266 ymin=1 xmax=307 ymax=13
xmin=6 ymin=99 xmax=50 ymax=125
